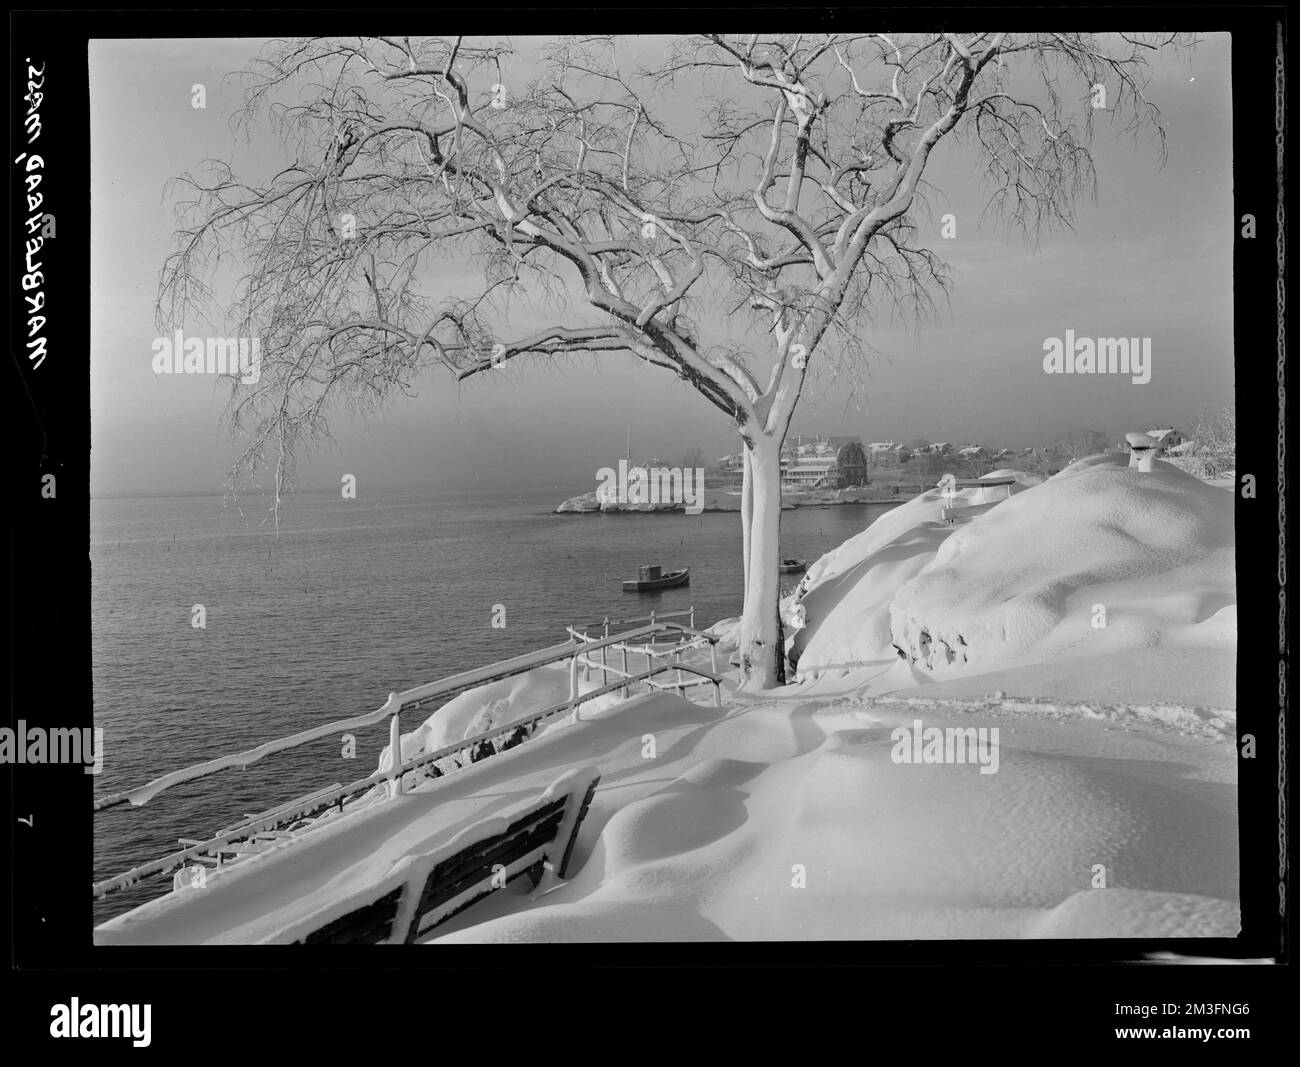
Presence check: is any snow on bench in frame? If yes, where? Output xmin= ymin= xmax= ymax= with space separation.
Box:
xmin=264 ymin=766 xmax=601 ymax=945
xmin=937 ymin=473 xmax=1019 ymax=524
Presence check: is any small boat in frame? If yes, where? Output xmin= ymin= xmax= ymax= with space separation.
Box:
xmin=622 ymin=564 xmax=689 ymax=592
xmin=779 ymin=558 xmax=807 ymax=573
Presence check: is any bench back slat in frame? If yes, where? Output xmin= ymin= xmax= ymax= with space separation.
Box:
xmin=298 ymin=886 xmax=405 ymax=946
xmin=280 ymin=768 xmax=601 ymax=946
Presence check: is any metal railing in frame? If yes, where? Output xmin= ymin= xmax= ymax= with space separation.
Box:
xmin=566 ymin=620 xmax=718 ymax=700
xmin=92 ymin=620 xmax=723 ymax=901
xmin=575 ymin=606 xmax=696 ymax=632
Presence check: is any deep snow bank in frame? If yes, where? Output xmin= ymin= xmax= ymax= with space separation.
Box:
xmin=428 ymin=698 xmax=1237 ymax=942
xmin=786 ymin=469 xmax=1042 ymax=679
xmin=790 ymin=456 xmax=1235 ymax=707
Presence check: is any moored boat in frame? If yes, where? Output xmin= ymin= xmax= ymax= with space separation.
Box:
xmin=779 ymin=558 xmax=807 ymax=573
xmin=622 ymin=564 xmax=690 ymax=592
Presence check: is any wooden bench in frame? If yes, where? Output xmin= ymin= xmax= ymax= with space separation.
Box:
xmin=267 ymin=766 xmax=602 ymax=945
xmin=940 ymin=500 xmax=1001 ymax=523
xmin=938 ymin=474 xmax=1019 ymax=524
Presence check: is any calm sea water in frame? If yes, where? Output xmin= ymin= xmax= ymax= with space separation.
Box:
xmin=91 ymin=487 xmax=898 ymax=921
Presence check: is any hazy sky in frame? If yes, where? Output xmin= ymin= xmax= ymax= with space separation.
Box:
xmin=90 ymin=34 xmax=1233 ymax=496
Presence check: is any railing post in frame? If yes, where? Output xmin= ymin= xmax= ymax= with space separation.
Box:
xmin=387 ymin=706 xmax=403 ymax=799
xmin=710 ymin=641 xmax=717 ymax=675
xmin=690 ymin=605 xmax=695 ymax=629
xmin=713 ymin=680 xmax=722 ymax=709
xmin=569 ymin=652 xmax=579 ymax=702
xmin=621 ymin=645 xmax=629 ymax=698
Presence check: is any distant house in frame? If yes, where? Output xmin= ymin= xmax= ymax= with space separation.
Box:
xmin=718 ymin=435 xmax=869 ymax=489
xmin=908 ymin=442 xmax=961 ymax=478
xmin=717 ymin=452 xmax=745 ymax=487
xmin=956 ymin=444 xmax=993 ymax=477
xmin=1144 ymin=427 xmax=1188 ymax=448
xmin=867 ymin=441 xmax=899 ymax=467
xmin=867 ymin=440 xmax=911 ymax=468
xmin=1113 ymin=428 xmax=1187 ymax=455
xmin=782 ymin=434 xmax=868 ymax=488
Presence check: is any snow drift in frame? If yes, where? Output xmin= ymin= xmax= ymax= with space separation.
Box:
xmin=790 ymin=455 xmax=1235 ymax=708
xmin=428 ymin=700 xmax=1238 ymax=943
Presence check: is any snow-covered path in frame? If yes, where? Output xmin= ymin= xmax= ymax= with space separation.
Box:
xmin=426 ymin=683 xmax=1237 ymax=942
xmin=95 ymin=669 xmax=1238 ymax=944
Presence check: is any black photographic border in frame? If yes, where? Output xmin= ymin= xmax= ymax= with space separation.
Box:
xmin=6 ymin=3 xmax=1290 ymax=1047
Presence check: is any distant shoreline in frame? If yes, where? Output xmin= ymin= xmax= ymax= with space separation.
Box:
xmin=555 ymin=485 xmax=917 ymax=514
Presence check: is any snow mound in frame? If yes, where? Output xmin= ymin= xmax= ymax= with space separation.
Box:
xmin=888 ymin=694 xmax=1234 ymax=740
xmin=787 ymin=470 xmax=1041 ymax=675
xmin=890 ymin=459 xmax=1233 ymax=672
xmin=791 ymin=457 xmax=1235 ymax=707
xmin=1029 ymin=889 xmax=1240 ymax=939
xmin=430 ymin=711 xmax=1237 ymax=942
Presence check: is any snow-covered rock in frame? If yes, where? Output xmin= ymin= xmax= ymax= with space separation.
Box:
xmin=791 ymin=456 xmax=1235 ymax=708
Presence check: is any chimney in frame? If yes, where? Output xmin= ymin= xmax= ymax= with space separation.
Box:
xmin=1124 ymin=431 xmax=1163 ymax=473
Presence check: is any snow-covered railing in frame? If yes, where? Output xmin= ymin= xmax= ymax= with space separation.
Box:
xmin=94 ymin=621 xmax=706 ymax=815
xmin=566 ymin=622 xmax=718 ymax=699
xmin=92 ymin=620 xmax=722 ymax=901
xmin=576 ymin=606 xmax=696 ymax=631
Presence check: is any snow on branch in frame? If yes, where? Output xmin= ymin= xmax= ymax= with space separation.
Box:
xmin=158 ymin=32 xmax=1191 ymax=515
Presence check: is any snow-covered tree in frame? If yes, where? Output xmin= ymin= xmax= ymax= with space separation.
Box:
xmin=158 ymin=32 xmax=1190 ymax=688
xmin=1190 ymin=406 xmax=1236 ymax=477
xmin=1055 ymin=428 xmax=1111 ymax=461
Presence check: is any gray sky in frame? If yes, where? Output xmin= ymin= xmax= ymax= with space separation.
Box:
xmin=90 ymin=34 xmax=1233 ymax=496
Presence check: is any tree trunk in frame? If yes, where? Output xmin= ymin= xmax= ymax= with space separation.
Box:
xmin=737 ymin=432 xmax=786 ymax=689
xmin=740 ymin=447 xmax=753 ymax=598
